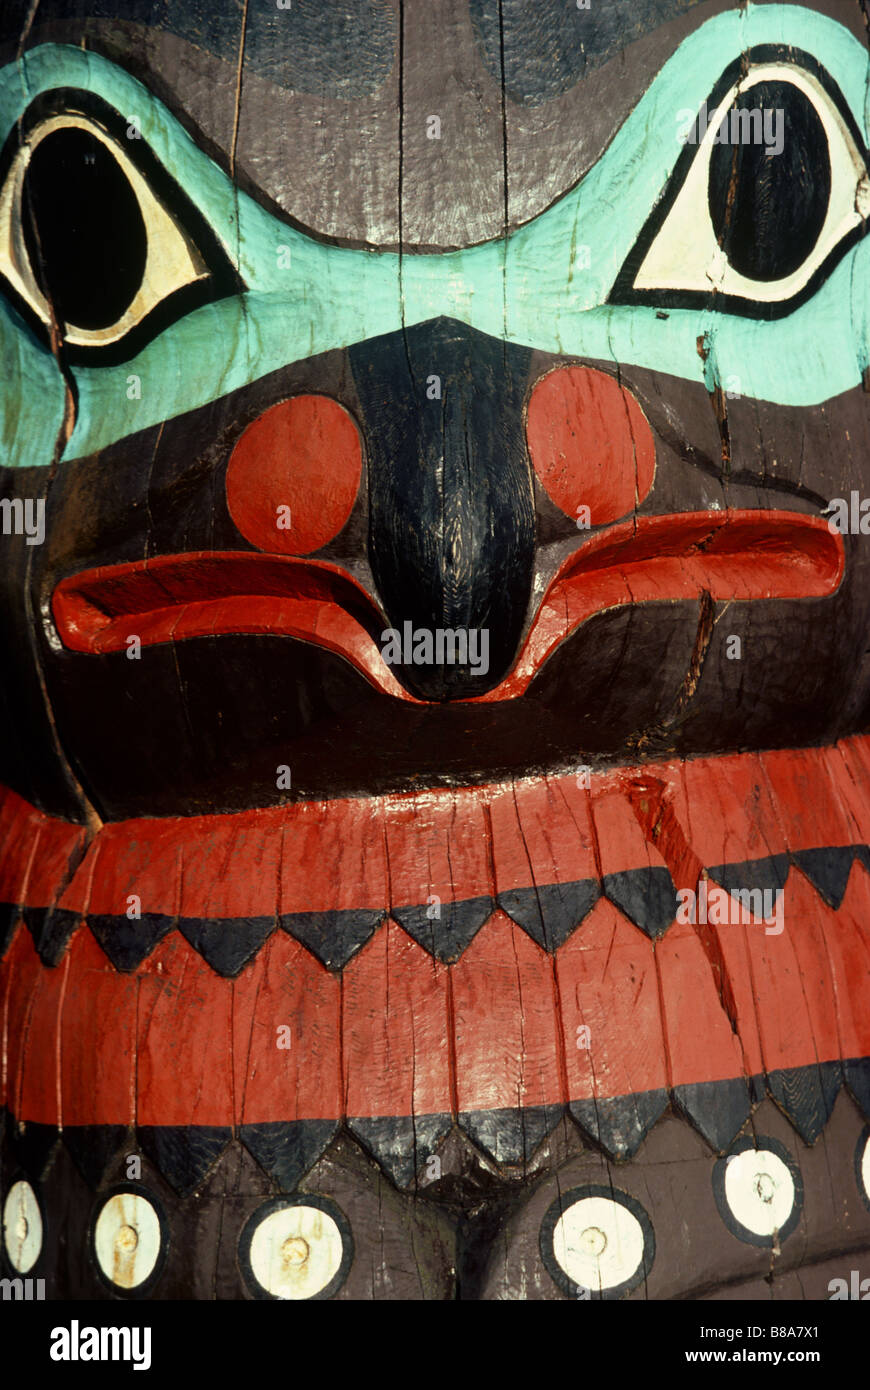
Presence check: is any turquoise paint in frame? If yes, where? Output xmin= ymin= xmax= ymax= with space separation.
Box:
xmin=0 ymin=4 xmax=866 ymax=468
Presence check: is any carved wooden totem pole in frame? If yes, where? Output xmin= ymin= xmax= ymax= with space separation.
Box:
xmin=1 ymin=0 xmax=870 ymax=1304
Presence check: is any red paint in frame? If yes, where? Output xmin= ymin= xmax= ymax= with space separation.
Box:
xmin=51 ymin=511 xmax=843 ymax=706
xmin=657 ymin=920 xmax=748 ymax=1088
xmin=225 ymin=395 xmax=362 ymax=555
xmin=489 ymin=776 xmax=598 ymax=898
xmin=556 ymin=900 xmax=668 ymax=1102
xmin=3 ymin=737 xmax=870 ymax=1128
xmin=233 ymin=932 xmax=342 ymax=1126
xmin=343 ymin=920 xmax=452 ymax=1118
xmin=452 ymin=911 xmax=564 ymax=1112
xmin=476 ymin=511 xmax=844 ymax=701
xmin=384 ymin=787 xmax=493 ymax=918
xmin=61 ymin=931 xmax=137 ymax=1126
xmin=52 ymin=552 xmax=411 ymax=702
xmin=526 ymin=365 xmax=655 ymax=524
xmin=136 ymin=934 xmax=234 ymax=1127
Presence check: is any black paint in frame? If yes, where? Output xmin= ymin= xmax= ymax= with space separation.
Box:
xmin=766 ymin=1060 xmax=842 ymax=1144
xmin=10 ymin=1120 xmax=59 ymax=1180
xmin=137 ymin=1125 xmax=232 ymax=1196
xmin=707 ymin=853 xmax=791 ymax=895
xmin=240 ymin=1120 xmax=340 ymax=1192
xmin=846 ymin=1057 xmax=870 ymax=1120
xmin=391 ymin=895 xmax=494 ymax=963
xmin=602 ymin=867 xmax=676 ymax=938
xmin=673 ymin=1077 xmax=752 ymax=1153
xmin=792 ymin=846 xmax=859 ymax=908
xmin=279 ymin=908 xmax=384 ymax=972
xmin=348 ymin=1114 xmax=453 ymax=1189
xmin=177 ymin=914 xmax=275 ymax=978
xmin=497 ymin=879 xmax=601 ymax=952
xmin=351 ymin=319 xmax=535 ymax=700
xmin=708 ymin=81 xmax=830 ymax=284
xmin=88 ymin=911 xmax=175 ymax=970
xmin=64 ymin=1124 xmax=128 ymax=1188
xmin=569 ymin=1089 xmax=669 ymax=1160
xmin=458 ymin=1104 xmax=564 ymax=1168
xmin=22 ymin=906 xmax=80 ymax=966
xmin=24 ymin=127 xmax=146 ymax=331
xmin=470 ymin=0 xmax=704 ymax=106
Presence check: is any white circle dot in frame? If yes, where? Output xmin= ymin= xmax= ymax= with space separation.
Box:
xmin=724 ymin=1149 xmax=795 ymax=1237
xmin=553 ymin=1196 xmax=645 ymax=1292
xmin=94 ymin=1193 xmax=162 ymax=1290
xmin=2 ymin=1181 xmax=42 ymax=1273
xmin=249 ymin=1204 xmax=344 ymax=1300
xmin=860 ymin=1134 xmax=870 ymax=1202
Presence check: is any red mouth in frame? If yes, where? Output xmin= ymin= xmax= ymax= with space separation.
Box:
xmin=51 ymin=510 xmax=843 ymax=704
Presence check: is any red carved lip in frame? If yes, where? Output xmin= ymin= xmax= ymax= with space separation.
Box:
xmin=51 ymin=510 xmax=844 ymax=704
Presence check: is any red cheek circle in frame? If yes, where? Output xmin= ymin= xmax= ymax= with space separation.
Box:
xmin=225 ymin=395 xmax=363 ymax=556
xmin=526 ymin=366 xmax=656 ymax=527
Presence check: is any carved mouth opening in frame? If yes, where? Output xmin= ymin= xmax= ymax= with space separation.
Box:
xmin=51 ymin=510 xmax=843 ymax=705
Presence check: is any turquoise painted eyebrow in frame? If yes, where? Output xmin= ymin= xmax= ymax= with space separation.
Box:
xmin=0 ymin=3 xmax=867 ymax=469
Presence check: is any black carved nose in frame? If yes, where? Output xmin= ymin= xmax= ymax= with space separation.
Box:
xmin=349 ymin=318 xmax=535 ymax=700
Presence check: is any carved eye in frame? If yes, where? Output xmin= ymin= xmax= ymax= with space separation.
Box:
xmin=613 ymin=59 xmax=870 ymax=318
xmin=0 ymin=98 xmax=238 ymax=357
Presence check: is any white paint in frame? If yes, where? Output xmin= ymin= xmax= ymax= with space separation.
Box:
xmin=94 ymin=1192 xmax=162 ymax=1290
xmin=860 ymin=1133 xmax=870 ymax=1203
xmin=724 ymin=1148 xmax=795 ymax=1236
xmin=2 ymin=1179 xmax=42 ymax=1273
xmin=552 ymin=1196 xmax=645 ymax=1293
xmin=637 ymin=64 xmax=868 ymax=304
xmin=249 ymin=1203 xmax=344 ymax=1300
xmin=0 ymin=114 xmax=208 ymax=346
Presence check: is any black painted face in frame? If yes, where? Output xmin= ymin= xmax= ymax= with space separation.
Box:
xmin=0 ymin=1 xmax=869 ymax=823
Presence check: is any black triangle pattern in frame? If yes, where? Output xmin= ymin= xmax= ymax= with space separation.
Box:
xmin=392 ymin=896 xmax=494 ymax=963
xmin=89 ymin=912 xmax=175 ymax=970
xmin=22 ymin=907 xmax=81 ymax=966
xmin=602 ymin=867 xmax=676 ymax=939
xmin=845 ymin=1057 xmax=870 ymax=1119
xmin=63 ymin=1125 xmax=129 ymax=1188
xmin=708 ymin=854 xmax=791 ymax=896
xmin=791 ymin=846 xmax=860 ymax=909
xmin=765 ymin=1061 xmax=843 ymax=1143
xmin=0 ymin=843 xmax=868 ymax=979
xmin=137 ymin=1125 xmax=232 ymax=1195
xmin=10 ymin=1120 xmax=61 ymax=1179
xmin=569 ymin=1088 xmax=669 ymax=1160
xmin=279 ymin=908 xmax=384 ymax=971
xmin=672 ymin=1077 xmax=754 ymax=1153
xmin=178 ymin=915 xmax=275 ymax=977
xmin=458 ymin=1103 xmax=564 ymax=1166
xmin=497 ymin=879 xmax=600 ymax=951
xmin=0 ymin=902 xmax=19 ymax=956
xmin=240 ymin=1119 xmax=340 ymax=1190
xmin=348 ymin=1113 xmax=454 ymax=1188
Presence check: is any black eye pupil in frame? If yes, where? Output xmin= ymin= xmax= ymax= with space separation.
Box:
xmin=707 ymin=79 xmax=831 ymax=283
xmin=22 ymin=126 xmax=147 ymax=331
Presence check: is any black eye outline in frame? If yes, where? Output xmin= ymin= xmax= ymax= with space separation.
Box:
xmin=0 ymin=87 xmax=244 ymax=366
xmin=610 ymin=46 xmax=870 ymax=321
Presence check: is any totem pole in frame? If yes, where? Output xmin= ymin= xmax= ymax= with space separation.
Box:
xmin=1 ymin=0 xmax=870 ymax=1304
